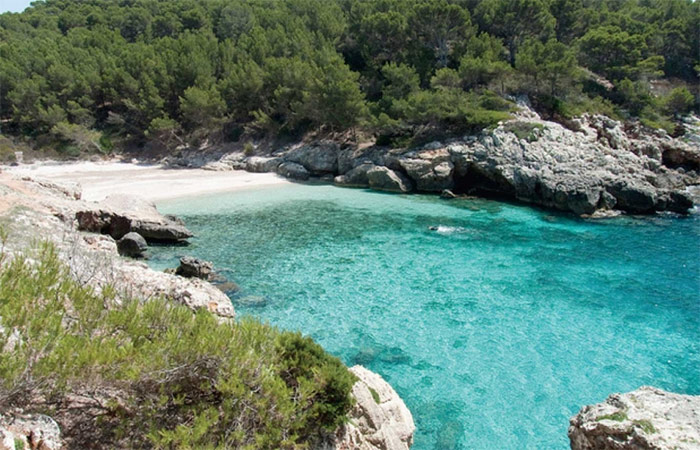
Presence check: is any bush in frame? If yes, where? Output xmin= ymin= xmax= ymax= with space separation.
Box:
xmin=664 ymin=87 xmax=694 ymax=116
xmin=0 ymin=242 xmax=356 ymax=449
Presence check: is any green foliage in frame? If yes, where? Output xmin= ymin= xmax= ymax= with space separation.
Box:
xmin=596 ymin=411 xmax=628 ymax=422
xmin=503 ymin=121 xmax=545 ymax=142
xmin=633 ymin=419 xmax=657 ymax=434
xmin=0 ymin=0 xmax=697 ymax=150
xmin=664 ymin=87 xmax=695 ymax=116
xmin=0 ymin=242 xmax=356 ymax=449
xmin=369 ymin=387 xmax=381 ymax=404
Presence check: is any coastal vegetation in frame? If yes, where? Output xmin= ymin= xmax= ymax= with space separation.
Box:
xmin=0 ymin=0 xmax=697 ymax=158
xmin=0 ymin=240 xmax=356 ymax=448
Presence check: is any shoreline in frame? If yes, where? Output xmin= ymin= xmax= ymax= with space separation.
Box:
xmin=2 ymin=160 xmax=291 ymax=202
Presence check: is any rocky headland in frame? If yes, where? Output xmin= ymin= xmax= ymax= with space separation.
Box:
xmin=0 ymin=174 xmax=415 ymax=450
xmin=570 ymin=387 xmax=700 ymax=450
xmin=167 ymin=107 xmax=700 ymax=217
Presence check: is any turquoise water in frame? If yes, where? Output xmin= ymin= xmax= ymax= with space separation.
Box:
xmin=150 ymin=184 xmax=700 ymax=449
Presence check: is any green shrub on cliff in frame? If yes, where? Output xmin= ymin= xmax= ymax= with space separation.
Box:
xmin=0 ymin=242 xmax=356 ymax=449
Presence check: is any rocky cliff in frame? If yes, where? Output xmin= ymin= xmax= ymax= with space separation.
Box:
xmin=175 ymin=109 xmax=700 ymax=217
xmin=569 ymin=387 xmax=700 ymax=450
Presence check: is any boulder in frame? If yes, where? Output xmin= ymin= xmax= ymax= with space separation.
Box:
xmin=176 ymin=256 xmax=213 ymax=280
xmin=117 ymin=232 xmax=147 ymax=258
xmin=277 ymin=162 xmax=310 ymax=181
xmin=367 ymin=167 xmax=413 ymax=193
xmin=246 ymin=156 xmax=282 ymax=173
xmin=569 ymin=386 xmax=700 ymax=450
xmin=397 ymin=149 xmax=454 ymax=192
xmin=334 ymin=163 xmax=375 ymax=188
xmin=284 ymin=142 xmax=339 ymax=174
xmin=332 ymin=366 xmax=415 ymax=450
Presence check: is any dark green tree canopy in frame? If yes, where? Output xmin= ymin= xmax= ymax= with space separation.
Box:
xmin=0 ymin=0 xmax=697 ymax=154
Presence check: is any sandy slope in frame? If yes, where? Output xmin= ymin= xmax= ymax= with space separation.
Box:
xmin=3 ymin=160 xmax=289 ymax=202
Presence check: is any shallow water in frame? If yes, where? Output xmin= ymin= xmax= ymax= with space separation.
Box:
xmin=150 ymin=184 xmax=700 ymax=449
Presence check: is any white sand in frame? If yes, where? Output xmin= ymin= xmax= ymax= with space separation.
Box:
xmin=4 ymin=160 xmax=290 ymax=202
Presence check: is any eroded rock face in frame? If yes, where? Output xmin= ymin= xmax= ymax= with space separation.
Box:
xmin=396 ymin=148 xmax=454 ymax=192
xmin=569 ymin=386 xmax=700 ymax=450
xmin=367 ymin=166 xmax=413 ymax=193
xmin=76 ymin=194 xmax=192 ymax=242
xmin=334 ymin=163 xmax=375 ymax=188
xmin=0 ymin=414 xmax=62 ymax=450
xmin=284 ymin=142 xmax=339 ymax=174
xmin=448 ymin=112 xmax=698 ymax=215
xmin=332 ymin=366 xmax=415 ymax=450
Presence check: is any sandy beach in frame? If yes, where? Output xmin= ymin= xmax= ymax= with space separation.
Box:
xmin=3 ymin=160 xmax=290 ymax=202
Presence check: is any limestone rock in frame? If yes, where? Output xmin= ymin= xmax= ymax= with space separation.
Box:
xmin=20 ymin=176 xmax=81 ymax=200
xmin=176 ymin=256 xmax=214 ymax=280
xmin=116 ymin=232 xmax=147 ymax=258
xmin=569 ymin=386 xmax=700 ymax=450
xmin=278 ymin=162 xmax=310 ymax=181
xmin=284 ymin=142 xmax=339 ymax=174
xmin=334 ymin=163 xmax=375 ymax=188
xmin=0 ymin=414 xmax=62 ymax=450
xmin=367 ymin=167 xmax=413 ymax=193
xmin=397 ymin=148 xmax=454 ymax=192
xmin=76 ymin=194 xmax=192 ymax=242
xmin=447 ymin=109 xmax=698 ymax=215
xmin=332 ymin=366 xmax=415 ymax=450
xmin=246 ymin=156 xmax=282 ymax=173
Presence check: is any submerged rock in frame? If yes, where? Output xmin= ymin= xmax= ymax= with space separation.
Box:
xmin=569 ymin=386 xmax=700 ymax=450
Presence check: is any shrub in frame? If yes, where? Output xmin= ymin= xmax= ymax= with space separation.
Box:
xmin=0 ymin=242 xmax=356 ymax=449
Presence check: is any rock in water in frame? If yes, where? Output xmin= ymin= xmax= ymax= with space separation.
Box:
xmin=176 ymin=256 xmax=214 ymax=280
xmin=332 ymin=365 xmax=416 ymax=450
xmin=569 ymin=386 xmax=700 ymax=450
xmin=117 ymin=232 xmax=148 ymax=258
xmin=367 ymin=166 xmax=413 ymax=193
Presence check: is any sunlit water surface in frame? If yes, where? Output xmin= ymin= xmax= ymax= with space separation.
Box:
xmin=150 ymin=184 xmax=700 ymax=449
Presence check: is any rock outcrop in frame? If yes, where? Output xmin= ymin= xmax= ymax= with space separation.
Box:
xmin=569 ymin=386 xmax=700 ymax=450
xmin=333 ymin=366 xmax=415 ymax=450
xmin=447 ymin=114 xmax=697 ymax=215
xmin=367 ymin=166 xmax=413 ymax=193
xmin=221 ymin=108 xmax=699 ymax=216
xmin=0 ymin=178 xmax=233 ymax=320
xmin=0 ymin=414 xmax=62 ymax=450
xmin=76 ymin=194 xmax=192 ymax=242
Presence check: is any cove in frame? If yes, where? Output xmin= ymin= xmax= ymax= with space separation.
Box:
xmin=149 ymin=184 xmax=700 ymax=449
